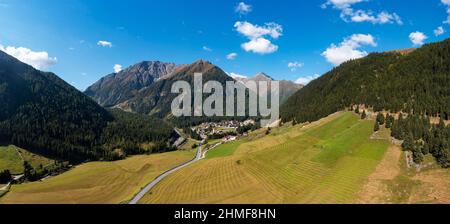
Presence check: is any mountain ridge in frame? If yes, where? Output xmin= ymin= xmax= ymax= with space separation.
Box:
xmin=85 ymin=61 xmax=178 ymax=107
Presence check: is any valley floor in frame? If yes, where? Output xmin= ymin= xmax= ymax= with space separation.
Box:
xmin=0 ymin=150 xmax=195 ymax=204
xmin=0 ymin=112 xmax=447 ymax=204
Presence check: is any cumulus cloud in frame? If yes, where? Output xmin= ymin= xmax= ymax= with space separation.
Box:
xmin=226 ymin=53 xmax=238 ymax=60
xmin=0 ymin=45 xmax=57 ymax=70
xmin=434 ymin=26 xmax=445 ymax=36
xmin=234 ymin=21 xmax=283 ymax=55
xmin=288 ymin=62 xmax=304 ymax=71
xmin=202 ymin=46 xmax=212 ymax=52
xmin=97 ymin=40 xmax=112 ymax=48
xmin=295 ymin=74 xmax=320 ymax=85
xmin=235 ymin=21 xmax=282 ymax=39
xmin=442 ymin=0 xmax=450 ymax=24
xmin=322 ymin=34 xmax=376 ymax=66
xmin=241 ymin=37 xmax=278 ymax=54
xmin=409 ymin=32 xmax=427 ymax=46
xmin=235 ymin=2 xmax=252 ymax=15
xmin=322 ymin=0 xmax=402 ymax=25
xmin=346 ymin=10 xmax=402 ymax=24
xmin=113 ymin=64 xmax=122 ymax=73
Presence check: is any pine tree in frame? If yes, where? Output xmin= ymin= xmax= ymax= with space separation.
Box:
xmin=385 ymin=114 xmax=394 ymax=128
xmin=361 ymin=110 xmax=367 ymax=119
xmin=374 ymin=122 xmax=380 ymax=132
xmin=402 ymin=134 xmax=414 ymax=151
xmin=376 ymin=113 xmax=385 ymax=125
xmin=422 ymin=143 xmax=430 ymax=155
xmin=412 ymin=143 xmax=424 ymax=164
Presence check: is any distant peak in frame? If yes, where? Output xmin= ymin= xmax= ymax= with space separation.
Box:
xmin=192 ymin=59 xmax=213 ymax=66
xmin=253 ymin=72 xmax=274 ymax=81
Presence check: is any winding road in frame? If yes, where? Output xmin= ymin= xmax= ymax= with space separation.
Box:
xmin=128 ymin=143 xmax=204 ymax=204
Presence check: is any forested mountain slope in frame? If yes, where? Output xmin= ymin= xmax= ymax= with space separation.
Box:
xmin=281 ymin=39 xmax=450 ymax=123
xmin=0 ymin=50 xmax=174 ymax=163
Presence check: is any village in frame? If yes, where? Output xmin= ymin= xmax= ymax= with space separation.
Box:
xmin=192 ymin=119 xmax=257 ymax=142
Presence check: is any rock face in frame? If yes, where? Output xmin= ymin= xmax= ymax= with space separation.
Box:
xmin=85 ymin=61 xmax=178 ymax=107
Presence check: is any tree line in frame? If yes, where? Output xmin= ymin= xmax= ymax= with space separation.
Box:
xmin=373 ymin=112 xmax=449 ymax=168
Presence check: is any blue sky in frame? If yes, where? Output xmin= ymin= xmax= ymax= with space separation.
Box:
xmin=0 ymin=0 xmax=449 ymax=90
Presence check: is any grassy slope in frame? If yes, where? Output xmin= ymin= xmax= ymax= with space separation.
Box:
xmin=140 ymin=112 xmax=390 ymax=204
xmin=0 ymin=145 xmax=55 ymax=174
xmin=0 ymin=150 xmax=195 ymax=204
xmin=206 ymin=141 xmax=243 ymax=159
xmin=0 ymin=145 xmax=23 ymax=174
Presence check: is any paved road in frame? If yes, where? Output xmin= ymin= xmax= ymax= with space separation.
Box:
xmin=0 ymin=183 xmax=10 ymax=191
xmin=128 ymin=143 xmax=203 ymax=204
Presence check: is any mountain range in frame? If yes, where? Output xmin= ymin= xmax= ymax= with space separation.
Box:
xmin=85 ymin=60 xmax=302 ymax=121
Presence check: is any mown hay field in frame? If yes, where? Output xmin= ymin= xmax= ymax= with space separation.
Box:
xmin=140 ymin=112 xmax=391 ymax=204
xmin=0 ymin=150 xmax=195 ymax=204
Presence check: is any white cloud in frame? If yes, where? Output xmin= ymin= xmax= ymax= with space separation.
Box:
xmin=322 ymin=0 xmax=364 ymax=9
xmin=346 ymin=10 xmax=402 ymax=25
xmin=323 ymin=0 xmax=402 ymax=25
xmin=235 ymin=21 xmax=283 ymax=55
xmin=288 ymin=61 xmax=304 ymax=71
xmin=409 ymin=32 xmax=428 ymax=46
xmin=235 ymin=2 xmax=252 ymax=15
xmin=97 ymin=40 xmax=112 ymax=48
xmin=226 ymin=53 xmax=238 ymax=60
xmin=295 ymin=74 xmax=320 ymax=85
xmin=241 ymin=37 xmax=278 ymax=54
xmin=0 ymin=45 xmax=57 ymax=70
xmin=442 ymin=0 xmax=450 ymax=24
xmin=113 ymin=64 xmax=122 ymax=73
xmin=235 ymin=21 xmax=282 ymax=39
xmin=202 ymin=46 xmax=212 ymax=52
xmin=434 ymin=26 xmax=445 ymax=36
xmin=322 ymin=34 xmax=376 ymax=66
